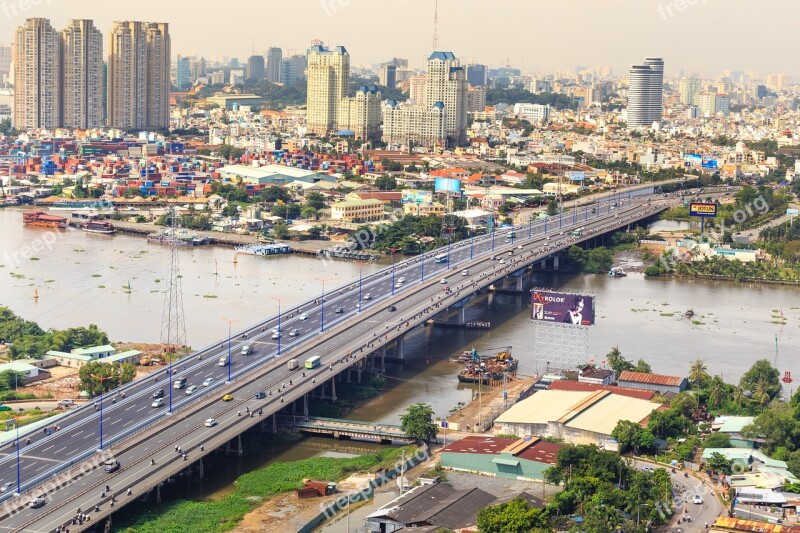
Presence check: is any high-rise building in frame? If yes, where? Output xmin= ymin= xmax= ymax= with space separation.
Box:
xmin=766 ymin=73 xmax=787 ymax=91
xmin=210 ymin=70 xmax=225 ymax=85
xmin=61 ymin=20 xmax=103 ymax=129
xmin=107 ymin=21 xmax=171 ymax=131
xmin=266 ymin=47 xmax=282 ymax=82
xmin=279 ymin=55 xmax=306 ymax=84
xmin=13 ymin=18 xmax=61 ymax=129
xmin=0 ymin=44 xmax=11 ymax=85
xmin=513 ymin=103 xmax=550 ymax=124
xmin=247 ymin=54 xmax=265 ymax=81
xmin=466 ymin=85 xmax=486 ymax=113
xmin=175 ymin=55 xmax=191 ymax=89
xmin=695 ymin=92 xmax=730 ymax=116
xmin=306 ymin=44 xmax=349 ymax=136
xmin=409 ymin=75 xmax=427 ymax=103
xmin=424 ymin=51 xmax=467 ymax=147
xmin=339 ymin=85 xmax=382 ymax=141
xmin=679 ymin=77 xmax=701 ymax=105
xmin=382 ymin=100 xmax=446 ymax=148
xmin=379 ymin=64 xmax=396 ymax=88
xmin=626 ymin=57 xmax=664 ymax=128
xmin=466 ymin=64 xmax=488 ymax=87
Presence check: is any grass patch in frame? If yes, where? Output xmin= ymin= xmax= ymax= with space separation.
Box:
xmin=98 ymin=285 xmax=106 ymax=289
xmin=29 ymin=257 xmax=39 ymax=261
xmin=660 ymin=313 xmax=675 ymax=317
xmin=92 ymin=274 xmax=101 ymax=278
xmin=203 ymin=294 xmax=217 ymax=299
xmin=9 ymin=273 xmax=24 ymax=279
xmin=691 ymin=320 xmax=705 ymax=326
xmin=113 ymin=446 xmax=413 ymax=533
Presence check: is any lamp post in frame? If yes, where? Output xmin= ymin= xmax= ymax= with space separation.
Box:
xmin=222 ymin=318 xmax=238 ymax=383
xmin=91 ymin=374 xmax=113 ymax=450
xmin=446 ymin=237 xmax=452 ymax=270
xmin=315 ymin=277 xmax=329 ymax=332
xmin=389 ymin=249 xmax=398 ymax=295
xmin=470 ymin=236 xmax=474 ymax=260
xmin=13 ymin=416 xmax=20 ymax=494
xmin=528 ymin=216 xmax=533 ymax=238
xmin=271 ymin=297 xmax=283 ymax=355
xmin=355 ymin=261 xmax=368 ymax=307
xmin=420 ymin=253 xmax=425 ymax=282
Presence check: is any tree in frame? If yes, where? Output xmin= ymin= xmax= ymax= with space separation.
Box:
xmin=375 ymin=175 xmax=397 ymax=191
xmin=612 ymin=420 xmax=656 ymax=454
xmin=706 ymin=451 xmax=733 ymax=475
xmin=217 ymin=144 xmax=243 ymax=160
xmin=221 ymin=205 xmax=239 ymax=217
xmin=305 ymin=191 xmax=326 ymax=210
xmin=546 ymin=200 xmax=558 ymax=217
xmin=605 ymin=346 xmax=634 ymax=375
xmin=689 ymin=359 xmax=708 ymax=389
xmin=300 ymin=206 xmax=318 ymax=220
xmin=271 ymin=223 xmax=290 ymax=240
xmin=477 ymin=498 xmax=542 ymax=533
xmin=707 ymin=375 xmax=726 ymax=409
xmin=739 ymin=359 xmax=781 ymax=401
xmin=670 ymin=392 xmax=699 ymax=418
xmin=78 ymin=361 xmax=136 ymax=396
xmin=742 ymin=403 xmax=800 ymax=454
xmin=633 ymin=359 xmax=652 ymax=373
xmin=702 ymin=432 xmax=731 ymax=449
xmin=259 ymin=185 xmax=292 ymax=203
xmin=400 ymin=403 xmax=438 ymax=443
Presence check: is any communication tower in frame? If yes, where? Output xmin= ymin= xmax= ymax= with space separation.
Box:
xmin=160 ymin=207 xmax=187 ymax=353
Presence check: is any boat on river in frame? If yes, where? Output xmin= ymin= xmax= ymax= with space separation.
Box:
xmin=456 ymin=347 xmax=517 ymax=385
xmin=22 ymin=210 xmax=67 ymax=229
xmin=82 ymin=220 xmax=116 ymax=234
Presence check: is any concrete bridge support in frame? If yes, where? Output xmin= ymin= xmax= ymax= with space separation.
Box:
xmin=198 ymin=457 xmax=204 ymax=480
xmin=303 ymin=393 xmax=309 ymax=417
xmin=155 ymin=483 xmax=161 ymax=504
xmin=553 ymin=255 xmax=560 ymax=270
xmin=330 ymin=377 xmax=337 ymax=402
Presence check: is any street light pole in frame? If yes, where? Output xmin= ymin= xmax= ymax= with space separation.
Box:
xmin=390 ymin=249 xmax=397 ymax=295
xmin=222 ymin=318 xmax=238 ymax=383
xmin=91 ymin=374 xmax=112 ymax=449
xmin=272 ymin=297 xmax=282 ymax=355
xmin=14 ymin=417 xmax=20 ymax=494
xmin=470 ymin=236 xmax=474 ymax=259
xmin=315 ymin=278 xmax=329 ymax=332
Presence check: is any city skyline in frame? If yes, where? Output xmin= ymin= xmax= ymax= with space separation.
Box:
xmin=0 ymin=0 xmax=798 ymax=77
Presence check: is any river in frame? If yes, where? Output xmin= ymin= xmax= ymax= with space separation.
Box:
xmin=2 ymin=207 xmax=799 ymax=501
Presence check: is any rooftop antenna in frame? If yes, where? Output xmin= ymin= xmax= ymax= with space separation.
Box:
xmin=432 ymin=0 xmax=439 ymax=50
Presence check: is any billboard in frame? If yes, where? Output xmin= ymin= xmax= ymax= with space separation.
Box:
xmin=402 ymin=190 xmax=433 ymax=204
xmin=565 ymin=171 xmax=585 ymax=182
xmin=434 ymin=177 xmax=462 ymax=193
xmin=531 ymin=291 xmax=595 ymax=326
xmin=689 ymin=202 xmax=717 ymax=218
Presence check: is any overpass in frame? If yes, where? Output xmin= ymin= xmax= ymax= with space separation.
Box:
xmin=284 ymin=417 xmax=414 ymax=444
xmin=0 ymin=186 xmax=675 ymax=532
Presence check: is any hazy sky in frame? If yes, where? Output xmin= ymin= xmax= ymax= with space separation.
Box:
xmin=2 ymin=0 xmax=796 ymax=77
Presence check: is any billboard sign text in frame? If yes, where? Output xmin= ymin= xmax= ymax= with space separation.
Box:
xmin=689 ymin=202 xmax=717 ymax=218
xmin=434 ymin=178 xmax=462 ymax=194
xmin=531 ymin=291 xmax=595 ymax=326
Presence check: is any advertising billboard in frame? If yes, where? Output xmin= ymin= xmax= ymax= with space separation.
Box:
xmin=402 ymin=190 xmax=433 ymax=204
xmin=689 ymin=202 xmax=717 ymax=218
xmin=434 ymin=177 xmax=462 ymax=194
xmin=565 ymin=171 xmax=585 ymax=182
xmin=531 ymin=291 xmax=595 ymax=326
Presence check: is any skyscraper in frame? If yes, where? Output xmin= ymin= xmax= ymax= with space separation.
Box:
xmin=466 ymin=64 xmax=488 ymax=87
xmin=13 ymin=18 xmax=61 ymax=129
xmin=0 ymin=44 xmax=11 ymax=85
xmin=339 ymin=85 xmax=382 ymax=141
xmin=61 ymin=20 xmax=103 ymax=129
xmin=266 ymin=47 xmax=282 ymax=82
xmin=107 ymin=21 xmax=171 ymax=130
xmin=679 ymin=77 xmax=701 ymax=106
xmin=247 ymin=55 xmax=265 ymax=81
xmin=175 ymin=55 xmax=191 ymax=90
xmin=424 ymin=51 xmax=467 ymax=147
xmin=626 ymin=57 xmax=664 ymax=128
xmin=306 ymin=44 xmax=349 ymax=136
xmin=379 ymin=64 xmax=396 ymax=88
xmin=279 ymin=55 xmax=306 ymax=84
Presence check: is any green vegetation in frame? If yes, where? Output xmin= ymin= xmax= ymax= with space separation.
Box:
xmin=485 ymin=89 xmax=575 ymax=110
xmin=611 ymin=420 xmax=656 ymax=454
xmin=78 ymin=361 xmax=137 ymax=395
xmin=355 ymin=214 xmax=471 ymax=255
xmin=307 ymin=375 xmax=386 ymax=418
xmin=0 ymin=306 xmax=108 ymax=360
xmin=114 ymin=446 xmax=412 ymax=533
xmin=477 ymin=497 xmax=547 ymax=533
xmin=400 ymin=403 xmax=438 ymax=443
xmin=604 ymin=346 xmax=652 ymax=375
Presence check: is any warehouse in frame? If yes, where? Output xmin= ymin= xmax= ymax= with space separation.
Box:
xmin=440 ymin=435 xmax=562 ymax=482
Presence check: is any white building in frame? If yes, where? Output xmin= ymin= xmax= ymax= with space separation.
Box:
xmin=695 ymin=92 xmax=731 ymax=116
xmin=627 ymin=57 xmax=663 ymax=128
xmin=306 ymin=44 xmax=349 ymax=136
xmin=61 ymin=20 xmax=104 ymax=129
xmin=513 ymin=103 xmax=550 ymax=124
xmin=424 ymin=51 xmax=467 ymax=147
xmin=382 ymin=100 xmax=446 ymax=149
xmin=679 ymin=77 xmax=702 ymax=106
xmin=339 ymin=85 xmax=381 ymax=141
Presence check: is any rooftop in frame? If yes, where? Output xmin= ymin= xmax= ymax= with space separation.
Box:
xmin=440 ymin=436 xmax=516 ymax=455
xmin=714 ymin=416 xmax=755 ymax=434
xmin=618 ymin=370 xmax=686 ymax=387
xmin=548 ymin=380 xmax=655 ymax=400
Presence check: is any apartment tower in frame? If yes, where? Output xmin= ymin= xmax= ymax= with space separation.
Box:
xmin=107 ymin=21 xmax=171 ymax=130
xmin=61 ymin=20 xmax=103 ymax=129
xmin=305 ymin=44 xmax=349 ymax=136
xmin=424 ymin=51 xmax=467 ymax=147
xmin=13 ymin=18 xmax=61 ymax=129
xmin=266 ymin=47 xmax=282 ymax=82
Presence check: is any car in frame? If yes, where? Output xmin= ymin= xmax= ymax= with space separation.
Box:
xmin=299 ymin=313 xmax=309 ymax=320
xmin=103 ymin=459 xmax=120 ymax=473
xmin=204 ymin=418 xmax=218 ymax=427
xmin=272 ymin=326 xmax=281 ymax=333
xmin=57 ymin=399 xmax=75 ymax=408
xmin=394 ymin=282 xmax=403 ymax=289
xmin=387 ymin=305 xmax=397 ymax=312
xmin=398 ymin=277 xmax=406 ymax=283
xmin=202 ymin=377 xmax=215 ymax=387
xmin=289 ymin=328 xmax=300 ymax=337
xmin=185 ymin=385 xmax=198 ymax=395
xmin=641 ymin=466 xmax=654 ymax=473
xmin=222 ymin=394 xmax=233 ymax=402
xmin=363 ymin=293 xmax=372 ymax=300
xmin=461 ymin=270 xmax=469 ymax=276
xmin=151 ymin=398 xmax=165 ymax=408
xmin=28 ymin=496 xmax=46 ymax=509
xmin=152 ymin=389 xmax=165 ymax=399
xmin=693 ymin=494 xmax=703 ymax=504
xmin=440 ymin=279 xmax=447 ymax=284
xmin=271 ymin=331 xmax=281 ymax=339
xmin=254 ymin=391 xmax=266 ymax=399
xmin=335 ymin=307 xmax=344 ymax=314
xmin=499 ymin=260 xmax=506 ymax=265
xmin=0 ymin=482 xmax=14 ymax=493
xmin=517 ymin=245 xmax=523 ymax=249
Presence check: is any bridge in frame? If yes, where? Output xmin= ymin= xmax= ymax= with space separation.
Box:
xmin=0 ymin=184 xmax=676 ymax=532
xmin=283 ymin=416 xmax=414 ymax=444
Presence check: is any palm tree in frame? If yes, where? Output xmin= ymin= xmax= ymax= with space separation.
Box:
xmin=689 ymin=359 xmax=708 ymax=389
xmin=607 ymin=346 xmax=623 ymax=370
xmin=733 ymin=386 xmax=746 ymax=408
xmin=708 ymin=376 xmax=725 ymax=409
xmin=753 ymin=380 xmax=771 ymax=410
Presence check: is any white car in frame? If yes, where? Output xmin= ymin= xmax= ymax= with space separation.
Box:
xmin=0 ymin=482 xmax=14 ymax=493
xmin=440 ymin=279 xmax=448 ymax=284
xmin=271 ymin=326 xmax=281 ymax=333
xmin=394 ymin=282 xmax=403 ymax=289
xmin=499 ymin=260 xmax=506 ymax=265
xmin=185 ymin=385 xmax=198 ymax=396
xmin=398 ymin=277 xmax=406 ymax=283
xmin=363 ymin=293 xmax=372 ymax=300
xmin=151 ymin=398 xmax=165 ymax=408
xmin=299 ymin=313 xmax=309 ymax=320
xmin=693 ymin=494 xmax=703 ymax=504
xmin=204 ymin=418 xmax=217 ymax=427
xmin=289 ymin=328 xmax=300 ymax=337
xmin=271 ymin=332 xmax=281 ymax=339
xmin=461 ymin=270 xmax=469 ymax=276
xmin=202 ymin=377 xmax=214 ymax=387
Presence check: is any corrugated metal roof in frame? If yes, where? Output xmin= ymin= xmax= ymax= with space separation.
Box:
xmin=440 ymin=436 xmax=516 ymax=455
xmin=618 ymin=371 xmax=685 ymax=387
xmin=548 ymin=380 xmax=655 ymax=400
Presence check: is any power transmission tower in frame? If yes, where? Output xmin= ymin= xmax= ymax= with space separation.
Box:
xmin=160 ymin=207 xmax=187 ymax=353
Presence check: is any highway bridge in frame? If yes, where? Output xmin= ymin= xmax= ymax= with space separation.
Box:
xmin=285 ymin=416 xmax=414 ymax=444
xmin=0 ymin=185 xmax=676 ymax=532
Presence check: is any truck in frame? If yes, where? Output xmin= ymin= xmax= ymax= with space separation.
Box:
xmin=173 ymin=377 xmax=187 ymax=390
xmin=287 ymin=359 xmax=299 ymax=371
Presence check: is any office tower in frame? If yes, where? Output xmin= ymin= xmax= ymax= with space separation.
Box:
xmin=279 ymin=55 xmax=306 ymax=84
xmin=626 ymin=57 xmax=664 ymax=128
xmin=247 ymin=55 xmax=265 ymax=81
xmin=382 ymin=100 xmax=446 ymax=148
xmin=766 ymin=73 xmax=787 ymax=91
xmin=466 ymin=64 xmax=488 ymax=87
xmin=466 ymin=85 xmax=486 ymax=113
xmin=424 ymin=51 xmax=467 ymax=147
xmin=266 ymin=47 xmax=282 ymax=82
xmin=696 ymin=93 xmax=730 ymax=116
xmin=339 ymin=85 xmax=382 ymax=141
xmin=175 ymin=55 xmax=191 ymax=89
xmin=210 ymin=70 xmax=225 ymax=85
xmin=61 ymin=20 xmax=103 ymax=129
xmin=679 ymin=77 xmax=701 ymax=105
xmin=390 ymin=58 xmax=408 ymax=68
xmin=380 ymin=64 xmax=397 ymax=88
xmin=513 ymin=103 xmax=550 ymax=123
xmin=229 ymin=70 xmax=244 ymax=85
xmin=305 ymin=44 xmax=349 ymax=136
xmin=190 ymin=57 xmax=206 ymax=80
xmin=107 ymin=21 xmax=171 ymax=130
xmin=13 ymin=18 xmax=61 ymax=129
xmin=0 ymin=44 xmax=11 ymax=84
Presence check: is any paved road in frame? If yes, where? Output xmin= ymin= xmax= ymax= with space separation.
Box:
xmin=0 ymin=189 xmax=671 ymax=532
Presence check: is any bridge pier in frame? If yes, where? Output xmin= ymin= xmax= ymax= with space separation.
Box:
xmin=155 ymin=483 xmax=161 ymax=504
xmin=304 ymin=393 xmax=309 ymax=417
xmin=553 ymin=255 xmax=560 ymax=270
xmin=394 ymin=337 xmax=404 ymax=361
xmin=272 ymin=413 xmax=277 ymax=433
xmin=331 ymin=377 xmax=337 ymax=402
xmin=198 ymin=457 xmax=204 ymax=480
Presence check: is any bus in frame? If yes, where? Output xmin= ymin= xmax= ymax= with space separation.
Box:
xmin=305 ymin=356 xmax=322 ymax=369
xmin=572 ymin=228 xmax=584 ymax=237
xmin=434 ymin=253 xmax=448 ymax=264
